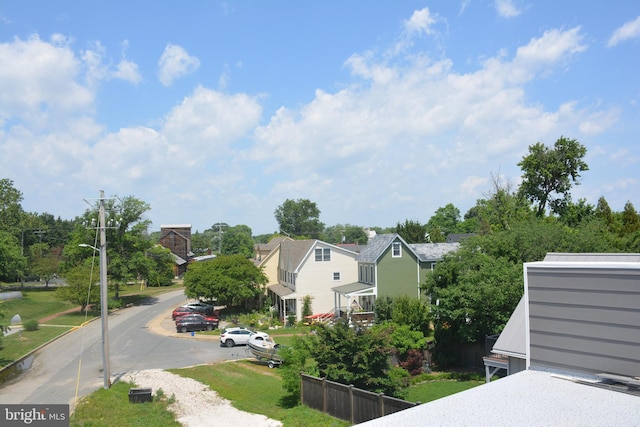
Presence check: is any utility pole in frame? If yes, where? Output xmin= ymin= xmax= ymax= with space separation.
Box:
xmin=98 ymin=190 xmax=111 ymax=389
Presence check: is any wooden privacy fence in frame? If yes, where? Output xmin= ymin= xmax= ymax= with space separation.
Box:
xmin=300 ymin=374 xmax=418 ymax=424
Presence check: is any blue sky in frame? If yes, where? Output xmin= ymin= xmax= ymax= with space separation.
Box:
xmin=1 ymin=1 xmax=639 ymax=235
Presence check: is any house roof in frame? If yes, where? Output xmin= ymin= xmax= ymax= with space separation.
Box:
xmin=357 ymin=234 xmax=460 ymax=263
xmin=279 ymin=239 xmax=316 ymax=272
xmin=357 ymin=368 xmax=640 ymax=426
xmin=492 ymin=296 xmax=526 ymax=358
xmin=279 ymin=239 xmax=358 ymax=273
xmin=357 ymin=234 xmax=405 ymax=263
xmin=267 ymin=283 xmax=295 ymax=297
xmin=332 ymin=282 xmax=375 ymax=295
xmin=255 ymin=236 xmax=290 ymax=252
xmin=409 ymin=242 xmax=460 ymax=261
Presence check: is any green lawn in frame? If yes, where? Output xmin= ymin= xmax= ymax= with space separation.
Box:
xmin=0 ymin=288 xmax=77 ymax=322
xmin=71 ymin=381 xmax=181 ymax=427
xmin=0 ymin=326 xmax=74 ymax=367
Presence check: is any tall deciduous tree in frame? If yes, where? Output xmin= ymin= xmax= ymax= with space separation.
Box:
xmin=63 ymin=195 xmax=153 ymax=298
xmin=274 ymin=199 xmax=324 ymax=238
xmin=426 ymin=203 xmax=461 ymax=238
xmin=183 ymin=255 xmax=267 ymax=307
xmin=0 ymin=178 xmax=24 ymax=234
xmin=0 ymin=230 xmax=26 ymax=281
xmin=517 ymin=136 xmax=588 ymax=217
xmin=220 ymin=225 xmax=254 ymax=257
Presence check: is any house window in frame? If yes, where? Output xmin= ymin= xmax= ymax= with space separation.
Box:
xmin=359 ymin=265 xmax=364 ymax=281
xmin=392 ymin=242 xmax=401 ymax=258
xmin=369 ymin=265 xmax=374 ymax=284
xmin=333 ymin=272 xmax=341 ymax=281
xmin=315 ymin=248 xmax=331 ymax=261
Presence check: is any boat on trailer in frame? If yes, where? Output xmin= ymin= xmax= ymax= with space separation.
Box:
xmin=246 ymin=336 xmax=283 ymax=368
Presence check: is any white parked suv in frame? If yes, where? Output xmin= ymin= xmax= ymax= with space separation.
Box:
xmin=220 ymin=327 xmax=269 ymax=347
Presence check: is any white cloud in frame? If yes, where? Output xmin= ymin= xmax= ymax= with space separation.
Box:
xmin=162 ymin=86 xmax=262 ymax=155
xmin=113 ymin=59 xmax=142 ymax=84
xmin=0 ymin=34 xmax=94 ymax=127
xmin=157 ymin=44 xmax=201 ymax=86
xmin=607 ymin=16 xmax=640 ymax=47
xmin=404 ymin=8 xmax=438 ymax=36
xmin=494 ymin=0 xmax=521 ymax=18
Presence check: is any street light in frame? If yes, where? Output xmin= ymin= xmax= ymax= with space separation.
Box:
xmin=78 ymin=190 xmax=111 ymax=389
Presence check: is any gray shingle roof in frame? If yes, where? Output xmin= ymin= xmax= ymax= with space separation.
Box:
xmin=409 ymin=242 xmax=460 ymax=261
xmin=357 ymin=234 xmax=401 ymax=263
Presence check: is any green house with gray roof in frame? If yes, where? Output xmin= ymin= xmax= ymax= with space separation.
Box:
xmin=332 ymin=233 xmax=460 ymax=316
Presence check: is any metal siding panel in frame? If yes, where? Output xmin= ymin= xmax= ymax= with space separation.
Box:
xmin=527 ymin=263 xmax=640 ymax=376
xmin=530 ymin=331 xmax=640 ymax=360
xmin=530 ymin=346 xmax=640 ymax=377
xmin=528 ymin=289 xmax=640 ymax=310
xmin=530 ymin=303 xmax=639 ymax=326
xmin=530 ymin=317 xmax=640 ymax=343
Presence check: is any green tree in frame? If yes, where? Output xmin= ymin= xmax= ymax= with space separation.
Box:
xmin=220 ymin=225 xmax=254 ymax=257
xmin=301 ymin=295 xmax=313 ymax=319
xmin=426 ymin=203 xmax=461 ymax=238
xmin=64 ymin=195 xmax=152 ymax=299
xmin=423 ymin=245 xmax=523 ymax=367
xmin=29 ymin=243 xmax=61 ymax=287
xmin=374 ymin=295 xmax=431 ymax=337
xmin=183 ymin=255 xmax=267 ymax=307
xmin=57 ymin=262 xmax=100 ymax=310
xmin=395 ymin=220 xmax=427 ymax=243
xmin=322 ymin=224 xmax=368 ymax=245
xmin=517 ymin=136 xmax=588 ymax=217
xmin=274 ymin=199 xmax=324 ymax=238
xmin=555 ymin=198 xmax=595 ymax=228
xmin=308 ymin=320 xmax=409 ymax=397
xmin=0 ymin=178 xmax=24 ymax=234
xmin=0 ymin=230 xmax=26 ymax=281
xmin=473 ymin=173 xmax=533 ymax=233
xmin=145 ymin=246 xmax=175 ymax=286
xmin=619 ymin=201 xmax=640 ymax=236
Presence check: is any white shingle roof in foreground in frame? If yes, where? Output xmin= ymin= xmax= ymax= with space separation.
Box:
xmin=357 ymin=369 xmax=640 ymax=427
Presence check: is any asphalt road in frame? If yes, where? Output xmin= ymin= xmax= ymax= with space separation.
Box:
xmin=0 ymin=290 xmax=245 ymax=407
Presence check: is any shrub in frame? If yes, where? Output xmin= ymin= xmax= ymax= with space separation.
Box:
xmin=23 ymin=319 xmax=39 ymax=331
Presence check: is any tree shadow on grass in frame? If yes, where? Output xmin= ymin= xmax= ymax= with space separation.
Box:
xmin=278 ymin=393 xmax=300 ymax=409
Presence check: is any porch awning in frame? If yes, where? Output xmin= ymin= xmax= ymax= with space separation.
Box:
xmin=267 ymin=283 xmax=296 ymax=298
xmin=332 ymin=282 xmax=375 ymax=296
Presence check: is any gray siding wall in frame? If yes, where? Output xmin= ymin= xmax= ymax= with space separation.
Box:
xmin=526 ymin=264 xmax=640 ymax=377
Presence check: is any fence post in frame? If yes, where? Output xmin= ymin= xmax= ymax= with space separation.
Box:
xmin=350 ymin=384 xmax=355 ymax=424
xmin=322 ymin=377 xmax=327 ymax=414
xmin=299 ymin=371 xmax=304 ymax=405
xmin=379 ymin=392 xmax=385 ymax=417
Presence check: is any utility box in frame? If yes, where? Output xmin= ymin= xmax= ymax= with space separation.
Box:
xmin=128 ymin=387 xmax=152 ymax=403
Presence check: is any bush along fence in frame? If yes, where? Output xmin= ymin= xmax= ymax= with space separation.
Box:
xmin=300 ymin=374 xmax=417 ymax=424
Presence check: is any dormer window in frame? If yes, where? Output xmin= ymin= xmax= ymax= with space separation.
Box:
xmin=392 ymin=242 xmax=401 ymax=258
xmin=315 ymin=248 xmax=330 ymax=261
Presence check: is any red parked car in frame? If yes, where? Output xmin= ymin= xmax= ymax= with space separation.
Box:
xmin=172 ymin=306 xmax=197 ymax=320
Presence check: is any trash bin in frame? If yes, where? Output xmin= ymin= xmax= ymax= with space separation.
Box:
xmin=128 ymin=388 xmax=153 ymax=403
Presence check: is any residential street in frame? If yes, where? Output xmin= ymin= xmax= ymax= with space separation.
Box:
xmin=0 ymin=290 xmax=240 ymax=408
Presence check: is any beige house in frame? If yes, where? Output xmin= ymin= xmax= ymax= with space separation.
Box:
xmin=267 ymin=239 xmax=358 ymax=322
